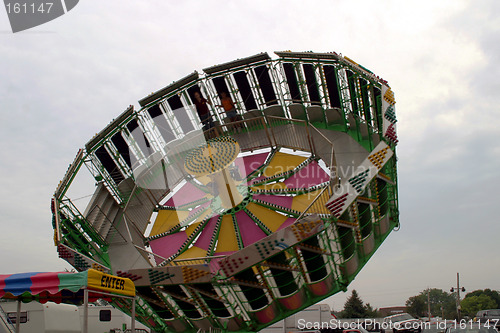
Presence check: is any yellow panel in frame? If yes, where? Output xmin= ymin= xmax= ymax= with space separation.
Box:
xmin=87 ymin=269 xmax=136 ymax=297
xmin=261 ymin=152 xmax=307 ymax=178
xmin=251 ymin=182 xmax=287 ymax=191
xmin=291 ymin=189 xmax=331 ymax=214
xmin=150 ymin=210 xmax=190 ymax=237
xmin=185 ymin=222 xmax=201 ymax=237
xmin=291 ymin=189 xmax=322 ymax=212
xmin=195 ymin=175 xmax=212 ymax=185
xmin=246 ymin=202 xmax=288 ymax=232
xmin=307 ymin=189 xmax=331 ymax=215
xmin=215 ymin=215 xmax=239 ymax=253
xmin=175 ymin=246 xmax=207 ymax=261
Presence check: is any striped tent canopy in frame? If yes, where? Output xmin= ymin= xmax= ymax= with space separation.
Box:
xmin=0 ymin=269 xmax=135 ymax=304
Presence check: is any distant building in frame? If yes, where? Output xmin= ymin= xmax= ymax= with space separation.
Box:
xmin=379 ymin=306 xmax=408 ymax=317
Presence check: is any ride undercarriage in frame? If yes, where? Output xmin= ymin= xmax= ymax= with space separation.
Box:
xmin=51 ymin=51 xmax=399 ymax=332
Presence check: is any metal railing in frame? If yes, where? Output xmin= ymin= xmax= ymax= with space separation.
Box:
xmin=295 ymin=186 xmax=330 ymax=222
xmin=0 ymin=304 xmax=15 ymax=333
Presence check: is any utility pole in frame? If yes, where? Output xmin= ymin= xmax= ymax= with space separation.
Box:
xmin=450 ymin=272 xmax=466 ymax=320
xmin=427 ymin=288 xmax=432 ymax=320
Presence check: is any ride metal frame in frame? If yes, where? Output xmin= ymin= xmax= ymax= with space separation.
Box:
xmin=51 ymin=51 xmax=398 ymax=332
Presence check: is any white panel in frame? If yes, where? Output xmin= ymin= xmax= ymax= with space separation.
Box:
xmin=325 ymin=141 xmax=394 ymax=218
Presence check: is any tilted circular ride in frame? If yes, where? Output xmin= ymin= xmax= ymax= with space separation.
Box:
xmin=52 ymin=51 xmax=399 ymax=332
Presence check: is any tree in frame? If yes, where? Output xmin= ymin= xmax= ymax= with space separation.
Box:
xmin=340 ymin=290 xmax=377 ymax=318
xmin=460 ymin=295 xmax=497 ymax=317
xmin=406 ymin=295 xmax=427 ymax=318
xmin=405 ymin=289 xmax=457 ymax=319
xmin=365 ymin=303 xmax=380 ymax=318
xmin=464 ymin=289 xmax=500 ymax=309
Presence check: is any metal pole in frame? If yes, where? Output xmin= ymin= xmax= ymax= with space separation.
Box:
xmin=15 ymin=299 xmax=21 ymax=333
xmin=456 ymin=273 xmax=461 ymax=321
xmin=83 ymin=288 xmax=89 ymax=333
xmin=131 ymin=298 xmax=136 ymax=333
xmin=427 ymin=288 xmax=431 ymax=319
xmin=451 ymin=272 xmax=465 ymax=321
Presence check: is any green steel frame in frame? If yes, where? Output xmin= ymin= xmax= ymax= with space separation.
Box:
xmin=51 ymin=51 xmax=398 ymax=332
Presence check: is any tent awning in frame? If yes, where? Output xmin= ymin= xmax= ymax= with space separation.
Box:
xmin=0 ymin=269 xmax=135 ymax=304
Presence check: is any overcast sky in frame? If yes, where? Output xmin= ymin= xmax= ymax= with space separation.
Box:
xmin=1 ymin=0 xmax=499 ymax=311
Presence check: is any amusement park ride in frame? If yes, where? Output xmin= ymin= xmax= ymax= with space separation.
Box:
xmin=51 ymin=51 xmax=399 ymax=332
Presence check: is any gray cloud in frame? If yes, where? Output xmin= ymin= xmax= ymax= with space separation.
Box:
xmin=0 ymin=0 xmax=498 ymax=310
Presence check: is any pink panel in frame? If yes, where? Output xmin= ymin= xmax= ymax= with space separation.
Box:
xmin=0 ymin=275 xmax=6 ymax=297
xmin=253 ymin=194 xmax=293 ymax=209
xmin=209 ymin=252 xmax=236 ymax=274
xmin=164 ymin=182 xmax=208 ymax=207
xmin=254 ymin=303 xmax=277 ymax=324
xmin=149 ymin=232 xmax=188 ymax=264
xmin=30 ymin=272 xmax=61 ymax=295
xmin=187 ymin=201 xmax=211 ymax=219
xmin=277 ymin=217 xmax=296 ymax=231
xmin=309 ymin=279 xmax=330 ymax=296
xmin=284 ymin=161 xmax=329 ymax=189
xmin=234 ymin=152 xmax=268 ymax=177
xmin=194 ymin=216 xmax=219 ymax=250
xmin=235 ymin=210 xmax=267 ymax=247
xmin=278 ymin=289 xmax=305 ymax=310
xmin=209 ymin=257 xmax=222 ymax=274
